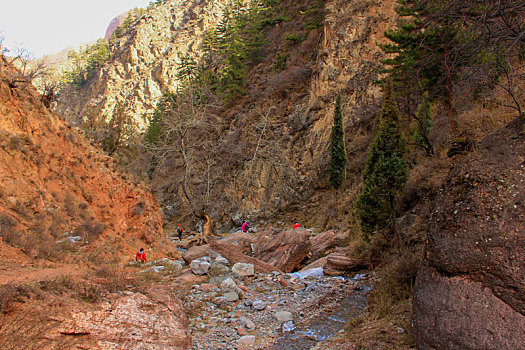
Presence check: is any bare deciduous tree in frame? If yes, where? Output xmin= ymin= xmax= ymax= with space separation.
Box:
xmin=4 ymin=46 xmax=49 ymax=89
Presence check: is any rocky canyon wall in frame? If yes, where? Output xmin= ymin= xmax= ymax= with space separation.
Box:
xmin=53 ymin=0 xmax=398 ymax=229
xmin=412 ymin=117 xmax=525 ymax=349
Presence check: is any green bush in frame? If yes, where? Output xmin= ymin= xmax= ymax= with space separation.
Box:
xmin=273 ymin=52 xmax=290 ymax=71
xmin=284 ymin=33 xmax=304 ymax=45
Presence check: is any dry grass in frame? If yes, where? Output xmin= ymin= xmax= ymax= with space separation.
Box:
xmin=341 ymin=298 xmax=416 ymax=349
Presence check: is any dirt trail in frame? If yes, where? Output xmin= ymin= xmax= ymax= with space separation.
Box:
xmin=0 ymin=265 xmax=84 ymax=285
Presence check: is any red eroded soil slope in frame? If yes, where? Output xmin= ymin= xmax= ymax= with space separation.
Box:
xmin=0 ymin=57 xmax=167 ymax=270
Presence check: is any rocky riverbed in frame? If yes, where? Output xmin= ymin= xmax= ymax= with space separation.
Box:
xmin=169 ymin=253 xmax=371 ymax=350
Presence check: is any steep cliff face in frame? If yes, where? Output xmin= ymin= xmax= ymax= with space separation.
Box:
xmin=56 ymin=0 xmax=234 ymax=129
xmin=54 ymin=0 xmax=398 ymax=229
xmin=104 ymin=11 xmax=130 ymax=41
xmin=412 ymin=117 xmax=525 ymax=349
xmin=0 ymin=58 xmax=166 ymax=263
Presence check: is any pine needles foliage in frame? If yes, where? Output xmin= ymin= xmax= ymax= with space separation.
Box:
xmin=356 ymin=81 xmax=408 ymax=241
xmin=329 ymin=94 xmax=347 ymax=190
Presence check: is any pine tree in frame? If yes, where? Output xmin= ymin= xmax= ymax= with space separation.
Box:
xmin=356 ymin=80 xmax=408 ymax=241
xmin=329 ymin=94 xmax=347 ymax=190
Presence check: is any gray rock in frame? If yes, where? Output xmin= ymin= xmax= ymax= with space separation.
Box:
xmin=138 ymin=265 xmax=165 ymax=274
xmin=275 ymin=311 xmax=293 ymax=323
xmin=230 ymin=212 xmax=243 ymax=226
xmin=224 ymin=291 xmax=239 ymax=302
xmin=239 ymin=316 xmax=256 ymax=330
xmin=56 ymin=235 xmax=82 ymax=244
xmin=190 ymin=259 xmax=211 ymax=275
xmin=236 ymin=335 xmax=256 ymax=348
xmin=220 ymin=277 xmax=237 ymax=292
xmin=214 ymin=296 xmax=227 ymax=305
xmin=215 ymin=255 xmax=230 ymax=266
xmin=282 ymin=320 xmax=295 ymax=332
xmin=293 ymin=267 xmax=324 ymax=279
xmin=232 ymin=262 xmax=255 ymax=276
xmin=209 ymin=262 xmax=231 ymax=277
xmin=209 ymin=276 xmax=228 ymax=286
xmin=252 ymin=300 xmax=267 ymax=310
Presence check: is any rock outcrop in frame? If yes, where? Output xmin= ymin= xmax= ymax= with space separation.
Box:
xmin=104 ymin=11 xmax=130 ymax=41
xmin=60 ymin=287 xmax=191 ymax=349
xmin=412 ymin=118 xmax=525 ymax=349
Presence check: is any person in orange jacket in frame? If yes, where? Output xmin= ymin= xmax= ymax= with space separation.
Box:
xmin=135 ymin=248 xmax=146 ymax=263
xmin=293 ymin=222 xmax=301 ymax=230
xmin=177 ymin=224 xmax=183 ymax=241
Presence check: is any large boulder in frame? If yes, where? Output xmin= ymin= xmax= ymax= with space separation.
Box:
xmin=300 ymin=246 xmax=365 ymax=276
xmin=182 ymin=244 xmax=211 ymax=263
xmin=209 ymin=238 xmax=282 ymax=274
xmin=255 ymin=228 xmax=312 ymax=273
xmin=307 ymin=230 xmax=346 ymax=263
xmin=217 ymin=231 xmax=255 ymax=252
xmin=324 ymin=254 xmax=366 ymax=276
xmin=412 ymin=118 xmax=525 ymax=349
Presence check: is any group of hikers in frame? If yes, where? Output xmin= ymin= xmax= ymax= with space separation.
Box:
xmin=135 ymin=221 xmax=301 ymax=262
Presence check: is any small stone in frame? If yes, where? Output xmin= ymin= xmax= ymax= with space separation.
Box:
xmin=214 ymin=296 xmax=227 ymax=305
xmin=209 ymin=262 xmax=231 ymax=277
xmin=224 ymin=291 xmax=239 ymax=302
xmin=278 ymin=276 xmax=289 ymax=287
xmin=236 ymin=335 xmax=256 ymax=349
xmin=215 ymin=255 xmax=230 ymax=265
xmin=220 ymin=277 xmax=237 ymax=292
xmin=395 ymin=326 xmax=405 ymax=333
xmin=232 ymin=263 xmax=255 ymax=276
xmin=200 ymin=256 xmax=212 ymax=263
xmin=274 ymin=311 xmax=293 ymax=323
xmin=190 ymin=259 xmax=211 ymax=275
xmin=237 ymin=327 xmax=248 ymax=336
xmin=291 ymin=283 xmax=305 ymax=290
xmin=282 ymin=320 xmax=295 ymax=332
xmin=252 ymin=300 xmax=267 ymax=310
xmin=138 ymin=265 xmax=165 ymax=273
xmin=239 ymin=316 xmax=256 ymax=330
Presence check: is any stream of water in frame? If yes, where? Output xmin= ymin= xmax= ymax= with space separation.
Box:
xmin=268 ymin=274 xmax=371 ymax=350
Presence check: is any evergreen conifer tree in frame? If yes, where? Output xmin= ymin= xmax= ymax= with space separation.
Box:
xmin=356 ymin=80 xmax=408 ymax=241
xmin=329 ymin=94 xmax=347 ymax=190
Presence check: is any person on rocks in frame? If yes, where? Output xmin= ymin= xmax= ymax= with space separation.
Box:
xmin=135 ymin=248 xmax=146 ymax=263
xmin=177 ymin=224 xmax=183 ymax=241
xmin=293 ymin=222 xmax=301 ymax=230
xmin=242 ymin=221 xmax=250 ymax=233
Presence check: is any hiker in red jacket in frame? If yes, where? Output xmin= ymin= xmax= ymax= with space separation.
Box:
xmin=135 ymin=248 xmax=146 ymax=263
xmin=293 ymin=222 xmax=300 ymax=230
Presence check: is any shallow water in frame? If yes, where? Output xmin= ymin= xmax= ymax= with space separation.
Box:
xmin=268 ymin=275 xmax=371 ymax=350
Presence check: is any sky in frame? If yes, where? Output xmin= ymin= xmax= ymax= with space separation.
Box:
xmin=0 ymin=0 xmax=151 ymax=58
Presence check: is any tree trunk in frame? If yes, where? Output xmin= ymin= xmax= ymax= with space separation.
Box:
xmin=196 ymin=212 xmax=213 ymax=245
